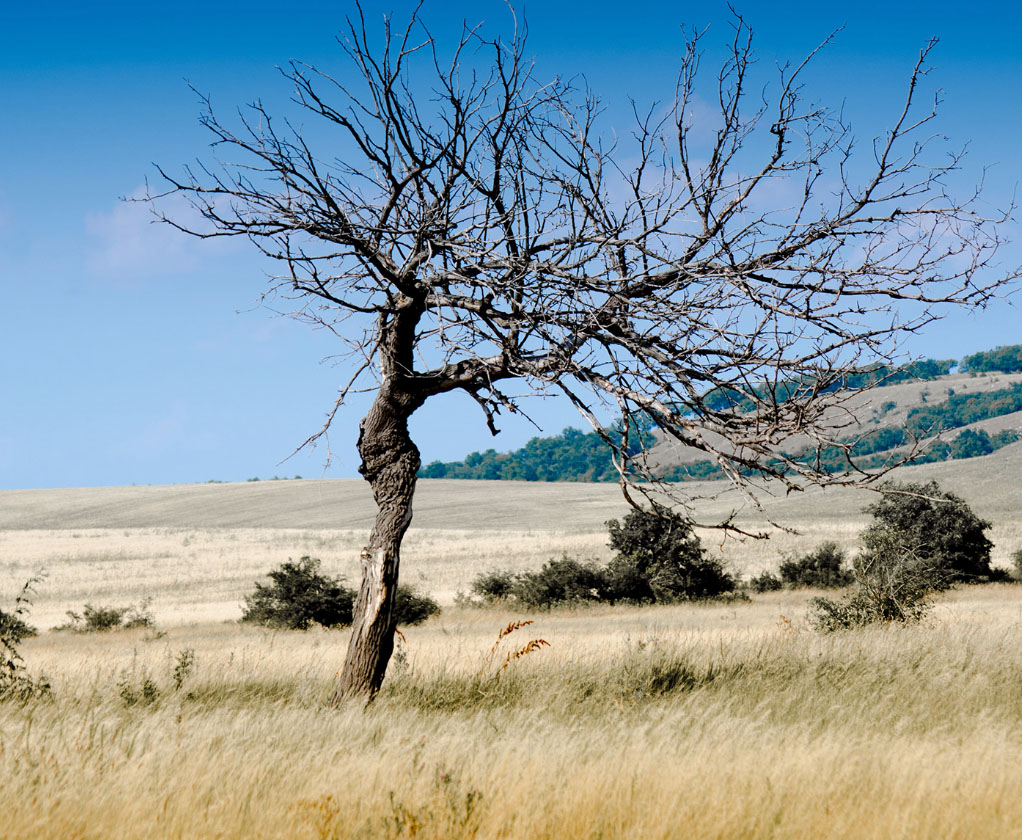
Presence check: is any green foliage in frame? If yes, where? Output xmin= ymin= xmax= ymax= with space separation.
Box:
xmin=57 ymin=598 xmax=155 ymax=633
xmin=812 ymin=481 xmax=996 ymax=631
xmin=778 ymin=542 xmax=854 ymax=589
xmin=470 ymin=570 xmax=518 ymax=602
xmin=748 ymin=571 xmax=783 ymax=593
xmin=605 ymin=505 xmax=736 ymax=602
xmin=859 ymin=481 xmax=995 ymax=583
xmin=242 ymin=557 xmax=440 ymax=629
xmin=393 ymin=587 xmax=441 ymax=625
xmin=961 ymin=344 xmax=1022 ymax=374
xmin=906 ymin=384 xmax=1022 ymax=437
xmin=471 ymin=506 xmax=736 ymax=607
xmin=509 ymin=557 xmax=608 ymax=608
xmin=420 ymin=427 xmax=621 ymax=481
xmin=241 ymin=557 xmax=355 ymax=630
xmin=1 ymin=575 xmax=50 ymax=702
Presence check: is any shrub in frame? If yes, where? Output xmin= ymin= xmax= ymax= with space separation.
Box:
xmin=1012 ymin=549 xmax=1022 ymax=582
xmin=1 ymin=576 xmax=50 ymax=701
xmin=0 ymin=609 xmax=37 ymax=645
xmin=470 ymin=570 xmax=518 ymax=601
xmin=605 ymin=504 xmax=736 ymax=602
xmin=778 ymin=541 xmax=854 ymax=588
xmin=812 ymin=481 xmax=993 ymax=630
xmin=57 ymin=598 xmax=155 ymax=633
xmin=748 ymin=571 xmax=783 ymax=593
xmin=857 ymin=480 xmax=995 ymax=583
xmin=242 ymin=557 xmax=355 ymax=630
xmin=242 ymin=557 xmax=440 ymax=629
xmin=511 ymin=556 xmax=608 ymax=608
xmin=393 ymin=586 xmax=441 ymax=625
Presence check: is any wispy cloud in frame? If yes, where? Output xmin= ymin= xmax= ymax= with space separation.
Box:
xmin=85 ymin=187 xmax=235 ymax=281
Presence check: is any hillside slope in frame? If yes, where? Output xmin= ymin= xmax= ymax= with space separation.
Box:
xmin=4 ymin=441 xmax=1022 ymax=533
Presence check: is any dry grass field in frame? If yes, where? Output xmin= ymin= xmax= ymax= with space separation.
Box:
xmin=4 ymin=448 xmax=1022 ymax=838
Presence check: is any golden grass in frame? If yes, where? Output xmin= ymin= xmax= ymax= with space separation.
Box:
xmin=4 ymin=589 xmax=1022 ymax=839
xmin=4 ymin=466 xmax=1022 ymax=837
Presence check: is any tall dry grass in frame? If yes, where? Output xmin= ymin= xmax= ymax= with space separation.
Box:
xmin=5 ymin=588 xmax=1022 ymax=838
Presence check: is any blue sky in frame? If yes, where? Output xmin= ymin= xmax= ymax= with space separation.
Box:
xmin=2 ymin=1 xmax=1020 ymax=490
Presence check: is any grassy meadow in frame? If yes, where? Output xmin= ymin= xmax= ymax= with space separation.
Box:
xmin=4 ymin=451 xmax=1022 ymax=838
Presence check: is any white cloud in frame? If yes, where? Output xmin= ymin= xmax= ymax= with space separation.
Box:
xmin=85 ymin=187 xmax=234 ymax=281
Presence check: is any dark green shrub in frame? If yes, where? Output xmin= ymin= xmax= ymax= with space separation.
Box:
xmin=470 ymin=570 xmax=518 ymax=601
xmin=393 ymin=586 xmax=441 ymax=625
xmin=812 ymin=481 xmax=994 ymax=631
xmin=57 ymin=598 xmax=155 ymax=633
xmin=778 ymin=541 xmax=854 ymax=588
xmin=0 ymin=610 xmax=37 ymax=645
xmin=511 ymin=556 xmax=608 ymax=608
xmin=748 ymin=570 xmax=783 ymax=593
xmin=1 ymin=576 xmax=50 ymax=701
xmin=242 ymin=558 xmax=439 ymax=629
xmin=605 ymin=504 xmax=736 ymax=602
xmin=858 ymin=480 xmax=995 ymax=583
xmin=241 ymin=556 xmax=355 ymax=630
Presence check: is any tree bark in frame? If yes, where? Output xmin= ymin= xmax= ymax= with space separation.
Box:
xmin=333 ymin=386 xmax=421 ymax=700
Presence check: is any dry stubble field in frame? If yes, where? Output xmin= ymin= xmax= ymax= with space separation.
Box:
xmin=4 ymin=451 xmax=1022 ymax=838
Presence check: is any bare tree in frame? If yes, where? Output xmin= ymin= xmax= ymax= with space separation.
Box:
xmin=153 ymin=6 xmax=1016 ymax=697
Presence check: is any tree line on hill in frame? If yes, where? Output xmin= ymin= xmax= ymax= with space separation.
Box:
xmin=421 ymin=347 xmax=1022 ymax=482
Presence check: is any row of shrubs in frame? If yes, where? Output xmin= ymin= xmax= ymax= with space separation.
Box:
xmin=471 ymin=504 xmax=739 ymax=607
xmin=469 ymin=480 xmax=1017 ymax=632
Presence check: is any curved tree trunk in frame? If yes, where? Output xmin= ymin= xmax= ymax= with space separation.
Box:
xmin=334 ymin=387 xmax=421 ymax=700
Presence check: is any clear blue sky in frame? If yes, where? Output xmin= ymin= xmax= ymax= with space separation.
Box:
xmin=2 ymin=1 xmax=1020 ymax=489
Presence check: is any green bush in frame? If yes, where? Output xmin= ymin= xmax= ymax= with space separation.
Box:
xmin=57 ymin=598 xmax=155 ymax=633
xmin=510 ymin=557 xmax=608 ymax=608
xmin=812 ymin=481 xmax=996 ymax=630
xmin=1 ymin=576 xmax=50 ymax=702
xmin=748 ymin=571 xmax=783 ymax=593
xmin=471 ymin=505 xmax=737 ymax=608
xmin=242 ymin=557 xmax=441 ymax=629
xmin=1012 ymin=549 xmax=1022 ymax=582
xmin=0 ymin=609 xmax=37 ymax=645
xmin=242 ymin=557 xmax=355 ymax=630
xmin=470 ymin=570 xmax=518 ymax=601
xmin=605 ymin=504 xmax=736 ymax=602
xmin=857 ymin=480 xmax=996 ymax=583
xmin=393 ymin=586 xmax=441 ymax=625
xmin=778 ymin=541 xmax=854 ymax=589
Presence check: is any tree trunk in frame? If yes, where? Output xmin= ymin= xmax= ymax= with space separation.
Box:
xmin=334 ymin=387 xmax=421 ymax=700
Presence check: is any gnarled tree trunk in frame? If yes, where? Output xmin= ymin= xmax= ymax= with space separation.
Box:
xmin=333 ymin=386 xmax=421 ymax=700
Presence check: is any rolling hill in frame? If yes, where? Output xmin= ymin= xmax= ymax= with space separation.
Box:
xmin=421 ymin=348 xmax=1022 ymax=482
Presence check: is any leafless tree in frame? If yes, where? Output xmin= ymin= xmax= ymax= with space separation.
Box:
xmin=153 ymin=6 xmax=1016 ymax=697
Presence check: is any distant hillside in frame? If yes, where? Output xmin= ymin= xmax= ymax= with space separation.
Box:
xmin=421 ymin=346 xmax=1022 ymax=482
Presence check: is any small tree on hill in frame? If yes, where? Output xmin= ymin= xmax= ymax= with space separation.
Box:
xmin=157 ymin=7 xmax=1016 ymax=696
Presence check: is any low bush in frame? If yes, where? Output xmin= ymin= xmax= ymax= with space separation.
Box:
xmin=394 ymin=586 xmax=441 ymax=625
xmin=811 ymin=481 xmax=994 ymax=631
xmin=1 ymin=575 xmax=50 ymax=701
xmin=748 ymin=571 xmax=783 ymax=593
xmin=242 ymin=557 xmax=441 ymax=629
xmin=778 ymin=541 xmax=854 ymax=589
xmin=1011 ymin=549 xmax=1022 ymax=582
xmin=511 ymin=557 xmax=608 ymax=608
xmin=605 ymin=505 xmax=736 ymax=602
xmin=470 ymin=505 xmax=738 ymax=608
xmin=57 ymin=598 xmax=155 ymax=633
xmin=242 ymin=557 xmax=355 ymax=630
